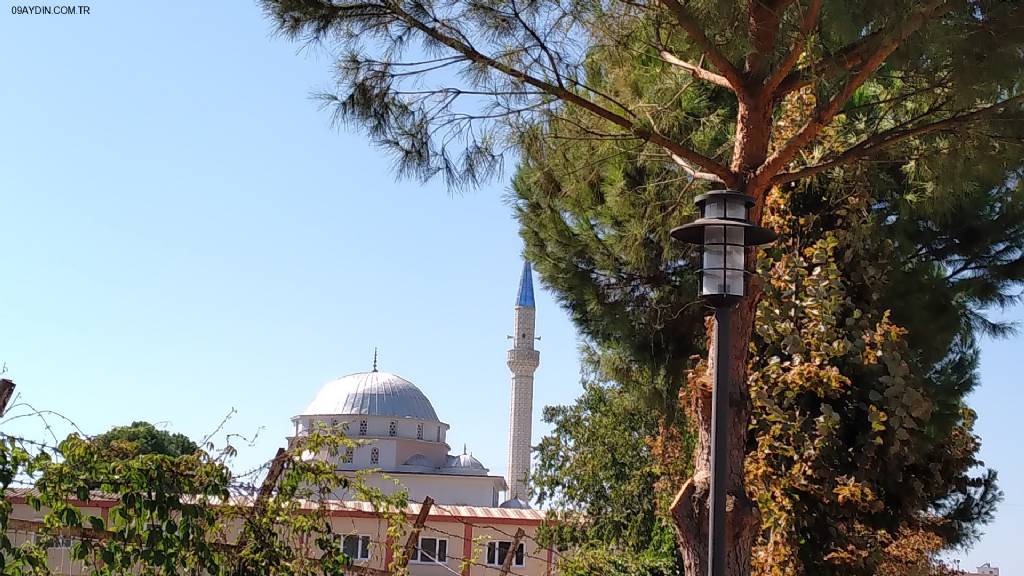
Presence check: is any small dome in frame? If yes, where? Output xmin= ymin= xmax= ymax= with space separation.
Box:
xmin=404 ymin=454 xmax=436 ymax=468
xmin=445 ymin=453 xmax=487 ymax=471
xmin=499 ymin=497 xmax=530 ymax=509
xmin=302 ymin=371 xmax=439 ymax=421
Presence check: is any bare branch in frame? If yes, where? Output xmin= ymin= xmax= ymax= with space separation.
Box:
xmin=746 ymin=0 xmax=788 ymax=82
xmin=659 ymin=0 xmax=745 ymax=95
xmin=658 ymin=50 xmax=733 ymax=89
xmin=670 ymin=151 xmax=728 ymax=182
xmin=764 ymin=0 xmax=821 ymax=96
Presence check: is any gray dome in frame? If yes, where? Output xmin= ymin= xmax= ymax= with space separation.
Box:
xmin=445 ymin=453 xmax=487 ymax=471
xmin=302 ymin=371 xmax=440 ymax=421
xmin=404 ymin=454 xmax=435 ymax=467
xmin=499 ymin=497 xmax=530 ymax=509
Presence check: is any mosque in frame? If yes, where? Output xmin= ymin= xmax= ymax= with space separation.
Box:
xmin=278 ymin=261 xmax=555 ymax=574
xmin=289 ymin=260 xmax=540 ymax=510
xmin=7 ymin=263 xmax=556 ymax=575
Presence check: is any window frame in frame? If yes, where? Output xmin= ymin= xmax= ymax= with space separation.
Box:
xmin=416 ymin=423 xmax=423 ymax=440
xmin=485 ymin=540 xmax=525 ymax=567
xmin=358 ymin=420 xmax=367 ymax=436
xmin=49 ymin=535 xmax=75 ymax=549
xmin=388 ymin=421 xmax=397 ymax=437
xmin=370 ymin=447 xmax=379 ymax=465
xmin=342 ymin=534 xmax=372 ymax=561
xmin=411 ymin=536 xmax=448 ymax=564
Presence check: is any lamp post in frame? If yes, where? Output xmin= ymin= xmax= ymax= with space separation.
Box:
xmin=670 ymin=190 xmax=776 ymax=576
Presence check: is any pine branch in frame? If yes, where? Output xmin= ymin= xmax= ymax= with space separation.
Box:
xmin=771 ymin=93 xmax=1024 ymax=185
xmin=659 ymin=0 xmax=745 ymax=95
xmin=658 ymin=50 xmax=733 ymax=89
xmin=774 ymin=1 xmax=950 ymax=97
xmin=757 ymin=0 xmax=950 ymax=186
xmin=384 ymin=0 xmax=737 ymax=185
xmin=763 ymin=0 xmax=821 ymax=96
xmin=746 ymin=0 xmax=788 ymax=82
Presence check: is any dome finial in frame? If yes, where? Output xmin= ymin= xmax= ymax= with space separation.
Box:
xmin=372 ymin=348 xmax=378 ymax=372
xmin=463 ymin=443 xmax=467 ymax=455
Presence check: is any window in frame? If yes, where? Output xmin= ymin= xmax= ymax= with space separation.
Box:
xmin=486 ymin=541 xmax=525 ymax=567
xmin=413 ymin=537 xmax=447 ymax=563
xmin=370 ymin=447 xmax=379 ymax=465
xmin=436 ymin=427 xmax=441 ymax=442
xmin=342 ymin=535 xmax=371 ymax=560
xmin=49 ymin=536 xmax=75 ymax=549
xmin=416 ymin=423 xmax=423 ymax=440
xmin=388 ymin=421 xmax=397 ymax=437
xmin=359 ymin=420 xmax=367 ymax=436
xmin=342 ymin=447 xmax=354 ymax=464
xmin=331 ymin=418 xmax=338 ymax=428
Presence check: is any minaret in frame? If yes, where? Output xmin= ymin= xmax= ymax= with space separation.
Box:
xmin=505 ymin=261 xmax=540 ymax=506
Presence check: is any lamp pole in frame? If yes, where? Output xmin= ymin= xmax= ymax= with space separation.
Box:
xmin=670 ymin=190 xmax=776 ymax=576
xmin=709 ymin=305 xmax=730 ymax=576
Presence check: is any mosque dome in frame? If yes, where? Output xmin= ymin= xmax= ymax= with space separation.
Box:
xmin=404 ymin=454 xmax=436 ymax=468
xmin=499 ymin=497 xmax=530 ymax=509
xmin=444 ymin=452 xmax=488 ymax=474
xmin=302 ymin=371 xmax=440 ymax=421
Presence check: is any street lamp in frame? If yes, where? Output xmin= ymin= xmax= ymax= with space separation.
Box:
xmin=670 ymin=190 xmax=776 ymax=576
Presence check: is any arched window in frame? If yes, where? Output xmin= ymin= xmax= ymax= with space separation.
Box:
xmin=370 ymin=447 xmax=379 ymax=465
xmin=416 ymin=423 xmax=423 ymax=440
xmin=342 ymin=447 xmax=354 ymax=464
xmin=359 ymin=420 xmax=367 ymax=436
xmin=388 ymin=421 xmax=397 ymax=437
xmin=436 ymin=427 xmax=441 ymax=442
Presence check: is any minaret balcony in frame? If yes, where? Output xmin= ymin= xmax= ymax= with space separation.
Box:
xmin=507 ymin=349 xmax=540 ymax=371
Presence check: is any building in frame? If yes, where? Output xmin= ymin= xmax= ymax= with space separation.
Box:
xmin=6 ymin=261 xmax=552 ymax=575
xmin=291 ymin=369 xmax=509 ymax=507
xmin=288 ymin=260 xmax=540 ymax=511
xmin=273 ymin=260 xmax=549 ymax=573
xmin=963 ymin=564 xmax=1000 ymax=576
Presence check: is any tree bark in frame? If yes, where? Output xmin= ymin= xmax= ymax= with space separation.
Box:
xmin=671 ymin=292 xmax=761 ymax=576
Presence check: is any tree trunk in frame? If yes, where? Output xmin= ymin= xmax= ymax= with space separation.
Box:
xmin=670 ymin=293 xmax=760 ymax=576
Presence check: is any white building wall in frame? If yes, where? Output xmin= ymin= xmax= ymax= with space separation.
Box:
xmin=337 ymin=473 xmax=503 ymax=507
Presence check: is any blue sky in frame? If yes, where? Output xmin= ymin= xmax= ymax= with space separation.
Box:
xmin=0 ymin=1 xmax=1020 ymax=572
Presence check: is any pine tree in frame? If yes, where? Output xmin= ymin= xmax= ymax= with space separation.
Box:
xmin=262 ymin=1 xmax=1024 ymax=571
xmin=515 ymin=141 xmax=1019 ymax=574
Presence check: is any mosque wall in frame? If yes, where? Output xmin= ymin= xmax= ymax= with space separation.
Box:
xmin=337 ymin=472 xmax=501 ymax=507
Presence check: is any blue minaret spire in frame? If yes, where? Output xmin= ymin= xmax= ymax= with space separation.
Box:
xmin=515 ymin=261 xmax=535 ymax=308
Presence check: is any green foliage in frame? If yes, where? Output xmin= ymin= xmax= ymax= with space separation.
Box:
xmin=513 ymin=75 xmax=1021 ymax=576
xmin=262 ymin=0 xmax=1024 ymax=194
xmin=264 ymin=1 xmax=1024 ymax=573
xmin=512 ymin=126 xmax=707 ymax=423
xmin=745 ymin=176 xmax=1011 ymax=575
xmin=0 ymin=423 xmax=408 ymax=575
xmin=553 ymin=519 xmax=681 ymax=576
xmin=91 ymin=421 xmax=199 ymax=459
xmin=533 ymin=347 xmax=688 ymax=575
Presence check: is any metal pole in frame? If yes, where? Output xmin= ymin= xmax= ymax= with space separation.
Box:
xmin=709 ymin=305 xmax=730 ymax=576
